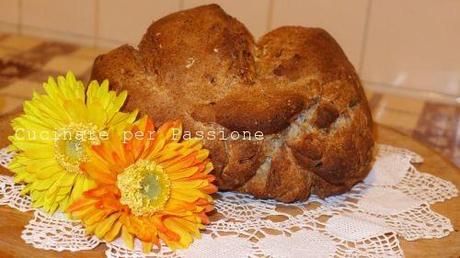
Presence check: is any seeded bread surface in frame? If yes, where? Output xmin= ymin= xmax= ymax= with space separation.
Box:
xmin=90 ymin=4 xmax=374 ymax=202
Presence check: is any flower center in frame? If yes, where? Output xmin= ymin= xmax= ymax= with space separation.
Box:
xmin=54 ymin=123 xmax=101 ymax=174
xmin=62 ymin=139 xmax=85 ymax=160
xmin=117 ymin=159 xmax=171 ymax=216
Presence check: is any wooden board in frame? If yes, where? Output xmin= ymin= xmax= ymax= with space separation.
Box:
xmin=0 ymin=125 xmax=458 ymax=258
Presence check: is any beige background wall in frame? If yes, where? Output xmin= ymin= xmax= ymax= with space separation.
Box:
xmin=0 ymin=0 xmax=459 ymax=100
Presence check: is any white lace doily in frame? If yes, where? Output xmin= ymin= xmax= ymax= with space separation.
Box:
xmin=0 ymin=144 xmax=457 ymax=258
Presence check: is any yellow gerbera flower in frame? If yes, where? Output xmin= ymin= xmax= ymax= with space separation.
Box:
xmin=8 ymin=72 xmax=138 ymax=214
xmin=67 ymin=116 xmax=217 ymax=252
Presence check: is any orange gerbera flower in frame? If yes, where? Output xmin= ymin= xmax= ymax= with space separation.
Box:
xmin=67 ymin=116 xmax=217 ymax=252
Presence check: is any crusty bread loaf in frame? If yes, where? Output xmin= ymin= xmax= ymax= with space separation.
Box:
xmin=90 ymin=4 xmax=374 ymax=202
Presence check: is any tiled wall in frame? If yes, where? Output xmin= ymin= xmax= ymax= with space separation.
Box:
xmin=0 ymin=0 xmax=459 ymax=100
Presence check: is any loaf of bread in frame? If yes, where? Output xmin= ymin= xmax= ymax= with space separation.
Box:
xmin=90 ymin=4 xmax=374 ymax=202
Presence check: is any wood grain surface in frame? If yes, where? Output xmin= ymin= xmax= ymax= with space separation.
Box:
xmin=0 ymin=125 xmax=458 ymax=258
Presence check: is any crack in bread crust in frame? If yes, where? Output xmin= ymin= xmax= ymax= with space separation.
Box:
xmin=90 ymin=4 xmax=374 ymax=202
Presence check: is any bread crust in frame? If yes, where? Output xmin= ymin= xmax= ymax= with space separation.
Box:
xmin=90 ymin=4 xmax=374 ymax=202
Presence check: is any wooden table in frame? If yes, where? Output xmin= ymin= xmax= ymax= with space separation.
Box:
xmin=0 ymin=125 xmax=459 ymax=258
